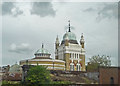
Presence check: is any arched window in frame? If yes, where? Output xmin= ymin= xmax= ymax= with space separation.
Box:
xmin=73 ymin=53 xmax=74 ymax=58
xmin=70 ymin=53 xmax=71 ymax=58
xmin=77 ymin=54 xmax=78 ymax=59
xmin=70 ymin=63 xmax=74 ymax=71
xmin=71 ymin=53 xmax=72 ymax=58
xmin=110 ymin=77 xmax=114 ymax=84
xmin=76 ymin=63 xmax=81 ymax=71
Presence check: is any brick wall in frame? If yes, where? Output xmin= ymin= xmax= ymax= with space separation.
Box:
xmin=99 ymin=67 xmax=119 ymax=84
xmin=118 ymin=68 xmax=120 ymax=84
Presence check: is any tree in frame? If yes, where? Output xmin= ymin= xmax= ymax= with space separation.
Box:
xmin=25 ymin=65 xmax=51 ymax=85
xmin=87 ymin=55 xmax=111 ymax=72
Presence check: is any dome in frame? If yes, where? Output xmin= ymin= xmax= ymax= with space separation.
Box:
xmin=34 ymin=44 xmax=51 ymax=59
xmin=35 ymin=48 xmax=50 ymax=55
xmin=9 ymin=64 xmax=22 ymax=73
xmin=63 ymin=32 xmax=76 ymax=41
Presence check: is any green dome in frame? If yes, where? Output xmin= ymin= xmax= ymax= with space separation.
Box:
xmin=35 ymin=48 xmax=50 ymax=55
xmin=63 ymin=32 xmax=76 ymax=40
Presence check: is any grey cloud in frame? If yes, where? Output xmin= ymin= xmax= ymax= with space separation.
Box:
xmin=2 ymin=2 xmax=23 ymax=16
xmin=2 ymin=2 xmax=14 ymax=15
xmin=31 ymin=2 xmax=56 ymax=17
xmin=8 ymin=43 xmax=32 ymax=54
xmin=83 ymin=7 xmax=95 ymax=12
xmin=96 ymin=3 xmax=118 ymax=22
xmin=83 ymin=3 xmax=118 ymax=22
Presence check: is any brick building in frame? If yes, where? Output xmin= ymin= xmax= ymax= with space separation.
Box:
xmin=99 ymin=67 xmax=120 ymax=84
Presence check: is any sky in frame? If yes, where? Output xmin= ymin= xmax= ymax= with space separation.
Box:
xmin=1 ymin=1 xmax=119 ymax=66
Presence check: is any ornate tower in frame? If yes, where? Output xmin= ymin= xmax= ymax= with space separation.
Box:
xmin=80 ymin=33 xmax=86 ymax=71
xmin=80 ymin=33 xmax=85 ymax=48
xmin=56 ymin=21 xmax=86 ymax=71
xmin=55 ymin=35 xmax=59 ymax=59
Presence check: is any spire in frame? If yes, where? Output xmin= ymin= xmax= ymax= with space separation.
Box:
xmin=68 ymin=20 xmax=71 ymax=32
xmin=42 ymin=43 xmax=44 ymax=48
xmin=56 ymin=35 xmax=59 ymax=44
xmin=56 ymin=35 xmax=59 ymax=40
xmin=81 ymin=33 xmax=83 ymax=38
xmin=80 ymin=33 xmax=85 ymax=48
xmin=80 ymin=33 xmax=84 ymax=41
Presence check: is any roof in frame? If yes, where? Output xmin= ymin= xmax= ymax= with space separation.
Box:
xmin=61 ymin=31 xmax=78 ymax=45
xmin=20 ymin=59 xmax=65 ymax=63
xmin=63 ymin=32 xmax=76 ymax=41
xmin=35 ymin=48 xmax=50 ymax=55
xmin=61 ymin=40 xmax=78 ymax=45
xmin=34 ymin=44 xmax=50 ymax=55
xmin=99 ymin=66 xmax=120 ymax=69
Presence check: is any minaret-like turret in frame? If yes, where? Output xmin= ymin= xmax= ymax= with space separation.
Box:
xmin=55 ymin=35 xmax=59 ymax=49
xmin=55 ymin=35 xmax=59 ymax=59
xmin=80 ymin=33 xmax=85 ymax=48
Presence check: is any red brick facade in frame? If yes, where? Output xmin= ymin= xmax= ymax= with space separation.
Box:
xmin=99 ymin=67 xmax=120 ymax=84
xmin=119 ymin=68 xmax=120 ymax=84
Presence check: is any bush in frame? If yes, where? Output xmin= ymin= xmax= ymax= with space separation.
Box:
xmin=25 ymin=65 xmax=51 ymax=85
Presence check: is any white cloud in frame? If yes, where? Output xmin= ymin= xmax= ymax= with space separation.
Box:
xmin=9 ymin=43 xmax=32 ymax=54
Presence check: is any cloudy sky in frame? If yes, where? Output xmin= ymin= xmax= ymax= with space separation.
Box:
xmin=1 ymin=1 xmax=119 ymax=66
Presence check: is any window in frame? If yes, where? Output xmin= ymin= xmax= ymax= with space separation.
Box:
xmin=70 ymin=63 xmax=74 ymax=71
xmin=70 ymin=65 xmax=72 ymax=71
xmin=79 ymin=65 xmax=81 ymax=71
xmin=73 ymin=65 xmax=74 ymax=71
xmin=71 ymin=53 xmax=73 ymax=59
xmin=76 ymin=64 xmax=81 ymax=71
xmin=110 ymin=77 xmax=114 ymax=84
xmin=77 ymin=65 xmax=78 ymax=71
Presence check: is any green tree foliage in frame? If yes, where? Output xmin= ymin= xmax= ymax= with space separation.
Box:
xmin=25 ymin=65 xmax=51 ymax=85
xmin=87 ymin=55 xmax=111 ymax=72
